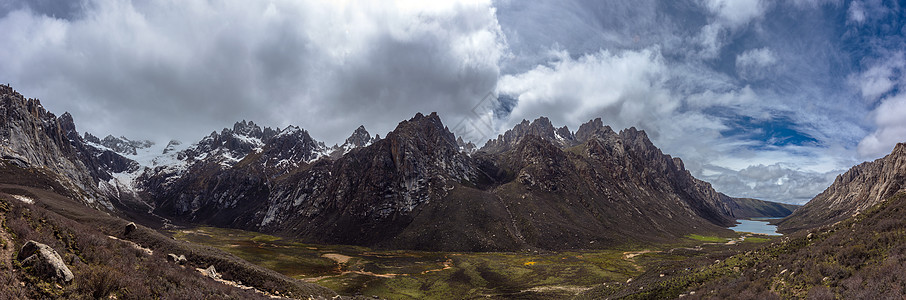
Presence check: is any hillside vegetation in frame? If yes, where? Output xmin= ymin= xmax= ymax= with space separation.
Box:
xmin=0 ymin=161 xmax=337 ymax=299
xmin=578 ymin=192 xmax=906 ymax=299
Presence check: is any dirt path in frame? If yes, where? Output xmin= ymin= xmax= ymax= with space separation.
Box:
xmin=107 ymin=236 xmax=153 ymax=255
xmin=622 ymin=250 xmax=659 ymax=271
xmin=621 ymin=234 xmax=755 ymax=270
xmin=321 ymin=253 xmax=352 ymax=264
xmin=195 ymin=267 xmax=284 ymax=299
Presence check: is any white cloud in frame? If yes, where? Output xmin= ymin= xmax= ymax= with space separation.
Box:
xmin=0 ymin=0 xmax=506 ymax=145
xmin=496 ymin=44 xmax=852 ymax=204
xmin=701 ymin=0 xmax=768 ymax=28
xmin=498 ymin=47 xmax=675 ymax=136
xmin=695 ymin=23 xmax=726 ymax=59
xmin=693 ymin=0 xmax=769 ymax=60
xmin=848 ymin=0 xmax=867 ymax=23
xmin=858 ymin=93 xmax=906 ymax=157
xmin=856 ymin=52 xmax=906 ymax=158
xmin=736 ymin=48 xmax=778 ymax=80
xmin=701 ymin=163 xmax=840 ymax=204
xmin=849 ymin=53 xmax=905 ymax=102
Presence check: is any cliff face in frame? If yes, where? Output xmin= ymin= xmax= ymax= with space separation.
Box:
xmin=0 ymin=85 xmax=131 ymax=209
xmin=777 ymin=143 xmax=906 ymax=232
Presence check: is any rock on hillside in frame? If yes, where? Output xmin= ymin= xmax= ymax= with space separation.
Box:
xmin=17 ymin=240 xmax=74 ymax=283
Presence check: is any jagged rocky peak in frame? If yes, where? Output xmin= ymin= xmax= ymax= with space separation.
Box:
xmin=229 ymin=120 xmax=278 ymax=141
xmin=456 ymin=136 xmax=477 ymax=153
xmin=256 ymin=124 xmax=328 ymax=170
xmin=84 ymin=133 xmax=154 ymax=156
xmin=162 ymin=140 xmax=182 ymax=154
xmin=389 ymin=112 xmax=458 ymax=147
xmin=179 ymin=120 xmax=281 ymax=164
xmin=575 ymin=117 xmax=616 ymax=142
xmin=618 ymin=127 xmax=655 ymax=148
xmin=481 ymin=116 xmax=581 ymax=153
xmin=343 ymin=125 xmax=373 ymax=148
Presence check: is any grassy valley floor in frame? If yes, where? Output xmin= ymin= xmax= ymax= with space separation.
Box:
xmin=172 ymin=227 xmax=778 ymax=299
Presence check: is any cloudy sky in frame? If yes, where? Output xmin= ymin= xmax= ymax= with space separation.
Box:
xmin=1 ymin=0 xmax=905 ymax=204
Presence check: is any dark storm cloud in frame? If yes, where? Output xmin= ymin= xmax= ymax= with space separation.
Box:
xmin=1 ymin=0 xmax=85 ymax=20
xmin=0 ymin=0 xmax=505 ymax=145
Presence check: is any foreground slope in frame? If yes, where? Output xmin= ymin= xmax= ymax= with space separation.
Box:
xmin=579 ymin=191 xmax=906 ymax=299
xmin=777 ymin=143 xmax=906 ymax=232
xmin=0 ymin=161 xmax=337 ymax=299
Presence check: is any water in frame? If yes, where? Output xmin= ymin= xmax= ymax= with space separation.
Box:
xmin=730 ymin=219 xmax=781 ymax=235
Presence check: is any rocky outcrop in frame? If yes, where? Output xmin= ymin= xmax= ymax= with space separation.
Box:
xmin=124 ymin=222 xmax=137 ymax=235
xmin=167 ymin=253 xmax=187 ymax=264
xmin=17 ymin=240 xmax=74 ymax=283
xmin=481 ymin=117 xmax=577 ymax=153
xmin=777 ymin=143 xmax=906 ymax=232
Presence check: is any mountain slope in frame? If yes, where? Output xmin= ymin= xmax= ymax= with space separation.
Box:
xmin=577 ymin=191 xmax=906 ymax=299
xmin=0 ymin=85 xmax=139 ymax=210
xmin=139 ymin=114 xmax=739 ymax=251
xmin=721 ymin=195 xmax=800 ymax=219
xmin=0 ymin=160 xmax=337 ymax=299
xmin=777 ymin=143 xmax=906 ymax=232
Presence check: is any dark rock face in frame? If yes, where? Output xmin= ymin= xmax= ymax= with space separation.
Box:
xmin=777 ymin=143 xmax=906 ymax=232
xmin=18 ymin=240 xmax=74 ymax=283
xmin=344 ymin=125 xmax=373 ymax=148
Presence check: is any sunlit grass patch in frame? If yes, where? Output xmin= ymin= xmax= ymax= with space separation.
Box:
xmin=743 ymin=237 xmax=771 ymax=243
xmin=686 ymin=234 xmax=727 ymax=242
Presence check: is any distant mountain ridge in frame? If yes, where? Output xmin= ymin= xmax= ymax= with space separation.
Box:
xmin=721 ymin=195 xmax=800 ymax=220
xmin=0 ymin=85 xmax=798 ymax=251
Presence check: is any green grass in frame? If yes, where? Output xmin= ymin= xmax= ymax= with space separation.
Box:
xmin=685 ymin=234 xmax=727 ymax=243
xmin=173 ymin=227 xmax=646 ymax=299
xmin=742 ymin=237 xmax=771 ymax=243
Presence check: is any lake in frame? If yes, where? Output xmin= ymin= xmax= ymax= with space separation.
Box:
xmin=731 ymin=219 xmax=781 ymax=235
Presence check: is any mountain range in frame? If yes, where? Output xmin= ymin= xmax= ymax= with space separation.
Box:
xmin=0 ymin=84 xmax=797 ymax=252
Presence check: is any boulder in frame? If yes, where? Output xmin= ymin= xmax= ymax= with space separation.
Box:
xmin=124 ymin=222 xmax=136 ymax=235
xmin=17 ymin=240 xmax=74 ymax=283
xmin=203 ymin=265 xmax=220 ymax=279
xmin=167 ymin=253 xmax=187 ymax=265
